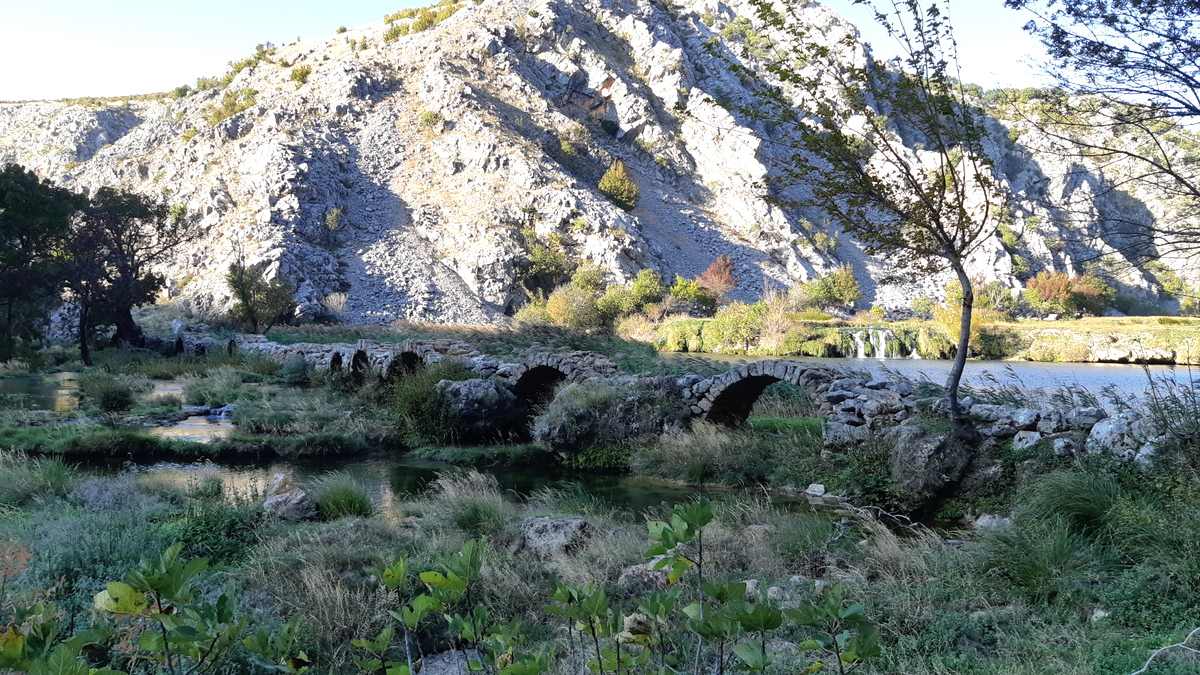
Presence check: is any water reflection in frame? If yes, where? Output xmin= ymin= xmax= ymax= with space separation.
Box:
xmin=0 ymin=372 xmax=80 ymax=412
xmin=117 ymin=457 xmax=731 ymax=517
xmin=147 ymin=416 xmax=235 ymax=444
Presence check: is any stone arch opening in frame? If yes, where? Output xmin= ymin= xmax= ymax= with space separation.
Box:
xmin=704 ymin=375 xmax=782 ymax=427
xmin=350 ymin=350 xmax=370 ymax=384
xmin=515 ymin=365 xmax=568 ymax=410
xmin=385 ymin=351 xmax=424 ymax=380
xmin=330 ymin=352 xmax=343 ymax=373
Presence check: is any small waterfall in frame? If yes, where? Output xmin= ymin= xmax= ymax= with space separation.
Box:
xmin=870 ymin=329 xmax=892 ymax=360
xmin=852 ymin=332 xmax=868 ymax=359
xmin=909 ymin=345 xmax=923 ymax=359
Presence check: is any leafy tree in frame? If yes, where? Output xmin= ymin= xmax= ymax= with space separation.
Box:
xmin=749 ymin=0 xmax=1009 ymax=419
xmin=1005 ymin=0 xmax=1200 ymax=259
xmin=798 ymin=266 xmax=861 ymax=310
xmin=62 ymin=214 xmax=111 ymax=366
xmin=598 ymin=160 xmax=640 ymax=211
xmin=226 ymin=256 xmax=296 ymax=334
xmin=0 ymin=165 xmax=79 ymax=362
xmin=79 ymin=189 xmax=199 ymax=347
xmin=696 ymin=255 xmax=736 ymax=300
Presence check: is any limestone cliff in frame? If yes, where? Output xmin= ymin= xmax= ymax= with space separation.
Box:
xmin=1 ymin=0 xmax=1194 ymax=322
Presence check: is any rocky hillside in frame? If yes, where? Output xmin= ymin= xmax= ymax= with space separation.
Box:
xmin=1 ymin=0 xmax=1195 ymax=323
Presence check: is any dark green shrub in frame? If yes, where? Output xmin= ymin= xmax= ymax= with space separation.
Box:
xmin=392 ymin=360 xmax=474 ymax=444
xmin=178 ymin=499 xmax=264 ymax=563
xmin=979 ymin=517 xmax=1115 ymax=604
xmin=79 ymin=373 xmax=136 ymax=412
xmin=279 ymin=353 xmax=310 ymax=387
xmin=668 ymin=276 xmax=717 ymax=313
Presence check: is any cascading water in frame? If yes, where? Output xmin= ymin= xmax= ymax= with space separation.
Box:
xmin=870 ymin=328 xmax=892 ymax=360
xmin=852 ymin=332 xmax=868 ymax=359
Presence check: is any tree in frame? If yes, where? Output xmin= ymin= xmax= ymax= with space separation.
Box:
xmin=696 ymin=255 xmax=737 ymax=300
xmin=227 ymin=256 xmax=296 ymax=334
xmin=748 ymin=0 xmax=1008 ymax=419
xmin=0 ymin=165 xmax=79 ymax=361
xmin=62 ymin=213 xmax=111 ymax=366
xmin=79 ymin=188 xmax=199 ymax=346
xmin=598 ymin=160 xmax=640 ymax=211
xmin=1004 ymin=0 xmax=1200 ymax=259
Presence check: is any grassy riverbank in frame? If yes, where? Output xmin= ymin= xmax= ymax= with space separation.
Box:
xmin=645 ymin=314 xmax=1200 ymax=365
xmin=3 ymin=342 xmax=1200 ymax=672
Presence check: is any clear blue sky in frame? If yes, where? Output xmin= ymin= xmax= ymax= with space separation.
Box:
xmin=0 ymin=1 xmax=1048 ymax=101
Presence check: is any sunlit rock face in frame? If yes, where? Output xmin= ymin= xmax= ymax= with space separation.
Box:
xmin=1 ymin=0 xmax=1193 ymax=322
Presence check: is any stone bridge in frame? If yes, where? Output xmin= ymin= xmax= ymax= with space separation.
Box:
xmin=232 ymin=335 xmax=620 ymax=407
xmin=230 ymin=335 xmax=859 ymax=427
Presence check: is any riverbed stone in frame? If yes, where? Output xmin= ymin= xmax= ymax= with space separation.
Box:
xmin=1011 ymin=430 xmax=1042 ymax=451
xmin=517 ymin=516 xmax=591 ymax=558
xmin=262 ymin=472 xmax=317 ymax=521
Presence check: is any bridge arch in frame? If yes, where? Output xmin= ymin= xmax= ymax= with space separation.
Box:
xmin=350 ymin=350 xmax=371 ymax=384
xmin=384 ymin=351 xmax=424 ymax=380
xmin=694 ymin=361 xmax=837 ymax=427
xmin=514 ymin=365 xmax=568 ymax=409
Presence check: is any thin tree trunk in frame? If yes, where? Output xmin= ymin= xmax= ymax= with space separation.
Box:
xmin=1 ymin=299 xmax=13 ymax=363
xmin=78 ymin=302 xmax=92 ymax=367
xmin=945 ymin=263 xmax=973 ymax=421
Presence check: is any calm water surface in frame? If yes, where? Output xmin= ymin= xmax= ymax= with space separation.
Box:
xmin=94 ymin=456 xmax=727 ymax=516
xmin=667 ymin=354 xmax=1195 ymax=397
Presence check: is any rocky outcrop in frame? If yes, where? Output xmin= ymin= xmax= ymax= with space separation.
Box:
xmin=2 ymin=0 xmax=1193 ymax=323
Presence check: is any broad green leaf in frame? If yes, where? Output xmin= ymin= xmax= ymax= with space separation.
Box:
xmin=93 ymin=582 xmax=147 ymax=615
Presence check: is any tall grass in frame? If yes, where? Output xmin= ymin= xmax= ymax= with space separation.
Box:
xmin=312 ymin=472 xmax=374 ymax=520
xmin=425 ymin=471 xmax=514 ymax=536
xmin=0 ymin=451 xmax=75 ymax=507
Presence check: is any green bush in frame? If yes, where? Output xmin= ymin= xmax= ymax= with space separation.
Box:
xmin=183 ymin=367 xmax=250 ymax=406
xmin=178 ymin=498 xmax=264 ymax=563
xmin=290 ymin=65 xmax=312 ymax=85
xmin=1024 ymin=271 xmax=1114 ymax=315
xmin=520 ymin=227 xmax=573 ymax=294
xmin=204 ymin=88 xmax=257 ymax=126
xmin=392 ymin=359 xmax=474 ymax=444
xmin=703 ymin=302 xmax=764 ymax=352
xmin=279 ymin=353 xmax=310 ymax=387
xmin=313 ymin=472 xmax=374 ymax=520
xmin=598 ymin=160 xmax=639 ymax=210
xmin=1016 ymin=470 xmax=1121 ymax=536
xmin=979 ymin=517 xmax=1114 ymax=604
xmin=797 ymin=266 xmax=860 ymax=310
xmin=569 ymin=262 xmax=607 ymax=295
xmin=79 ymin=373 xmax=136 ymax=412
xmin=596 ymin=285 xmax=637 ymax=320
xmin=545 ymin=285 xmax=603 ymax=329
xmin=427 ymin=471 xmax=514 ymax=536
xmin=668 ymin=276 xmax=717 ymax=314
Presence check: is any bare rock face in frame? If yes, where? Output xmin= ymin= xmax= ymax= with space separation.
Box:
xmin=262 ymin=472 xmax=317 ymax=522
xmin=887 ymin=421 xmax=977 ymax=509
xmin=517 ymin=516 xmax=592 ymax=558
xmin=1 ymin=0 xmax=1194 ymax=321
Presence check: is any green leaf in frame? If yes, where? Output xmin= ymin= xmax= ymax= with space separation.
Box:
xmin=0 ymin=626 xmax=26 ymax=666
xmin=733 ymin=642 xmax=769 ymax=671
xmin=93 ymin=582 xmax=147 ymax=615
